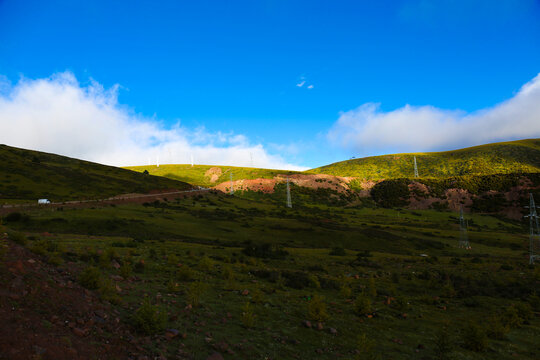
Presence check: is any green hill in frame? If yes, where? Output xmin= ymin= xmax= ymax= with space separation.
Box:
xmin=308 ymin=139 xmax=540 ymax=179
xmin=124 ymin=164 xmax=300 ymax=187
xmin=0 ymin=144 xmax=192 ymax=202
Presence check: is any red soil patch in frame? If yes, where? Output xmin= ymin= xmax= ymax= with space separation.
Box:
xmin=0 ymin=236 xmax=143 ymax=360
xmin=212 ymin=174 xmax=355 ymax=194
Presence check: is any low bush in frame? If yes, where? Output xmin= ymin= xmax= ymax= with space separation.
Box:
xmin=354 ymin=294 xmax=372 ymax=316
xmin=79 ymin=266 xmax=102 ymax=290
xmin=329 ymin=246 xmax=346 ymax=256
xmin=461 ymin=322 xmax=488 ymax=352
xmin=8 ymin=231 xmax=27 ymax=246
xmin=307 ymin=295 xmax=328 ymax=322
xmin=241 ymin=302 xmax=256 ymax=328
xmin=242 ymin=243 xmax=288 ymax=259
xmin=133 ymin=298 xmax=167 ymax=335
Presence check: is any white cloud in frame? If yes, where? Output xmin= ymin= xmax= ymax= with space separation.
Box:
xmin=0 ymin=72 xmax=307 ymax=170
xmin=307 ymin=85 xmax=314 ymax=89
xmin=328 ymin=73 xmax=540 ymax=154
xmin=296 ymin=80 xmax=305 ymax=87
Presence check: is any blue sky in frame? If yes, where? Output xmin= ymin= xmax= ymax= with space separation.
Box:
xmin=1 ymin=0 xmax=540 ymax=169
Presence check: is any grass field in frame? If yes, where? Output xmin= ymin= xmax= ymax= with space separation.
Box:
xmin=4 ymin=191 xmax=539 ymax=359
xmin=124 ymin=164 xmax=300 ymax=187
xmin=308 ymin=138 xmax=540 ymax=180
xmin=0 ymin=144 xmax=192 ymax=203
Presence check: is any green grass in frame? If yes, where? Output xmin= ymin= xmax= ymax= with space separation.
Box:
xmin=4 ymin=192 xmax=539 ymax=359
xmin=124 ymin=164 xmax=300 ymax=187
xmin=0 ymin=144 xmax=192 ymax=202
xmin=308 ymin=138 xmax=540 ymax=179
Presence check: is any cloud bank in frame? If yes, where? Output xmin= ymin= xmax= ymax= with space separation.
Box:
xmin=0 ymin=72 xmax=306 ymax=170
xmin=328 ymin=73 xmax=540 ymax=154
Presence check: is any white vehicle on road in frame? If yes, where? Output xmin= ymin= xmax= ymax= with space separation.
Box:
xmin=38 ymin=199 xmax=51 ymax=204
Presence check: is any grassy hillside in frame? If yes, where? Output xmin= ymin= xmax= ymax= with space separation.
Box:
xmin=0 ymin=145 xmax=192 ymax=202
xmin=308 ymin=139 xmax=540 ymax=180
xmin=4 ymin=192 xmax=539 ymax=359
xmin=125 ymin=164 xmax=299 ymax=187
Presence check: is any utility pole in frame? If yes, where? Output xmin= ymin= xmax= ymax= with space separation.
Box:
xmin=286 ymin=177 xmax=292 ymax=208
xmin=414 ymin=156 xmax=419 ymax=178
xmin=458 ymin=206 xmax=470 ymax=249
xmin=525 ymin=193 xmax=540 ymax=265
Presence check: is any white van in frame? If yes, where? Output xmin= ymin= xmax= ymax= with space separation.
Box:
xmin=38 ymin=199 xmax=51 ymax=204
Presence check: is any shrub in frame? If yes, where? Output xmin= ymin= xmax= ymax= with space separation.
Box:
xmin=47 ymin=252 xmax=63 ymax=266
xmin=354 ymin=294 xmax=372 ymax=316
xmin=198 ymin=256 xmax=214 ymax=271
xmin=186 ymin=281 xmax=206 ymax=308
xmin=307 ymin=295 xmax=328 ymax=322
xmin=281 ymin=271 xmax=310 ymax=289
xmin=79 ymin=267 xmax=102 ymax=290
xmin=486 ymin=315 xmax=509 ymax=340
xmin=176 ymin=265 xmax=193 ymax=281
xmin=133 ymin=259 xmax=145 ymax=273
xmin=167 ymin=254 xmax=179 ymax=266
xmin=99 ymin=278 xmax=122 ymax=305
xmin=502 ymin=305 xmax=523 ymax=328
xmin=133 ymin=298 xmax=167 ymax=335
xmin=167 ymin=278 xmax=179 ymax=293
xmin=433 ymin=325 xmax=453 ymax=360
xmin=251 ymin=285 xmax=264 ymax=304
xmin=329 ymin=246 xmax=346 ymax=256
xmin=119 ymin=261 xmax=132 ymax=278
xmin=241 ymin=302 xmax=256 ymax=328
xmin=8 ymin=231 xmax=26 ymax=246
xmin=528 ymin=292 xmax=540 ymax=312
xmin=355 ymin=333 xmax=376 ymax=360
xmin=370 ymin=179 xmax=410 ymax=208
xmin=308 ymin=275 xmax=321 ymax=289
xmin=340 ymin=285 xmax=352 ymax=298
xmin=242 ymin=243 xmax=288 ymax=259
xmin=4 ymin=212 xmax=29 ymax=222
xmin=461 ymin=323 xmax=488 ymax=352
xmin=366 ymin=276 xmax=377 ymax=298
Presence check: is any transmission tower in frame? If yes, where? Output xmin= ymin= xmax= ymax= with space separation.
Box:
xmin=458 ymin=206 xmax=470 ymax=249
xmin=156 ymin=155 xmax=159 ymax=168
xmin=286 ymin=177 xmax=292 ymax=208
xmin=229 ymin=172 xmax=234 ymax=195
xmin=413 ymin=156 xmax=419 ymax=178
xmin=191 ymin=153 xmax=194 ymax=167
xmin=525 ymin=193 xmax=540 ymax=265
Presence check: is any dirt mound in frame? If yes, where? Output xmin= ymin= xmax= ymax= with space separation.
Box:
xmin=205 ymin=167 xmax=223 ymax=183
xmin=0 ymin=236 xmax=142 ymax=360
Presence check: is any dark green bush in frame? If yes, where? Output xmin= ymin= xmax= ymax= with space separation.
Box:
xmin=8 ymin=231 xmax=26 ymax=246
xmin=370 ymin=179 xmax=410 ymax=208
xmin=79 ymin=266 xmax=102 ymax=290
xmin=461 ymin=323 xmax=488 ymax=352
xmin=242 ymin=243 xmax=288 ymax=259
xmin=132 ymin=298 xmax=167 ymax=335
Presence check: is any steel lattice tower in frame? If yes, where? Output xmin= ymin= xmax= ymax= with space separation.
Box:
xmin=413 ymin=156 xmax=419 ymax=178
xmin=230 ymin=172 xmax=234 ymax=195
xmin=459 ymin=206 xmax=470 ymax=249
xmin=525 ymin=193 xmax=540 ymax=265
xmin=286 ymin=177 xmax=292 ymax=208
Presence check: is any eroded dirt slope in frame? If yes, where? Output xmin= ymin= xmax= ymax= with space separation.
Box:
xmin=0 ymin=235 xmax=142 ymax=360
